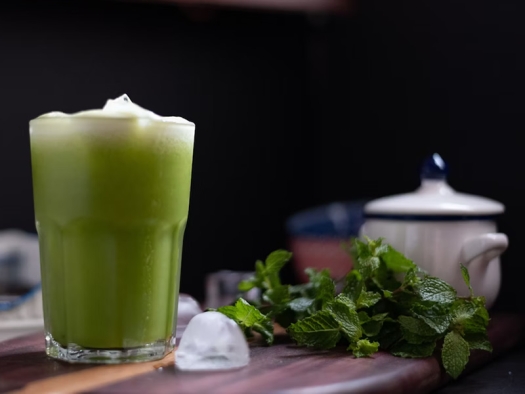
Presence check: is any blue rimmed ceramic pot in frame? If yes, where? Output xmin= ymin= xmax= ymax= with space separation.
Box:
xmin=359 ymin=153 xmax=508 ymax=309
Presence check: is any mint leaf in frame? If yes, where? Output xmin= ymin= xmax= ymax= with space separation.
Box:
xmin=358 ymin=312 xmax=388 ymax=336
xmin=372 ymin=260 xmax=402 ymax=291
xmin=398 ymin=316 xmax=439 ymax=344
xmin=390 ymin=340 xmax=436 ymax=358
xmin=362 ymin=320 xmax=383 ymax=337
xmin=373 ymin=321 xmax=402 ymax=349
xmin=325 ymin=295 xmax=361 ymax=342
xmin=358 ymin=311 xmax=370 ymax=324
xmin=263 ymin=285 xmax=290 ymax=306
xmin=288 ymin=297 xmax=315 ymax=312
xmin=316 ymin=276 xmax=336 ymax=307
xmin=265 ymin=250 xmax=292 ymax=288
xmin=416 ymin=277 xmax=457 ymax=304
xmin=349 ymin=339 xmax=379 ymax=358
xmin=381 ymin=245 xmax=416 ymax=273
xmin=218 ymin=298 xmax=274 ymax=345
xmin=238 ymin=260 xmax=266 ymax=291
xmin=451 ymin=300 xmax=489 ymax=336
xmin=342 ymin=270 xmax=363 ymax=302
xmin=358 ymin=256 xmax=381 ymax=278
xmin=464 ymin=333 xmax=493 ymax=352
xmin=402 ymin=268 xmax=419 ymax=288
xmin=263 ymin=285 xmax=290 ymax=317
xmin=383 ymin=290 xmax=393 ymax=298
xmin=398 ymin=315 xmax=437 ymax=336
xmin=265 ymin=250 xmax=293 ymax=276
xmin=442 ymin=331 xmax=470 ymax=379
xmin=411 ymin=302 xmax=452 ymax=334
xmin=460 ymin=264 xmax=473 ymax=297
xmin=288 ymin=311 xmax=341 ymax=349
xmin=238 ymin=279 xmax=257 ymax=292
xmin=357 ymin=291 xmax=381 ymax=309
xmin=305 ymin=267 xmax=331 ymax=283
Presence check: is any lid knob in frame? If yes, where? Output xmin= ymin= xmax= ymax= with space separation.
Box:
xmin=420 ymin=153 xmax=448 ymax=180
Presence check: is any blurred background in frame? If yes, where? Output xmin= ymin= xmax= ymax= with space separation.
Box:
xmin=0 ymin=0 xmax=523 ymax=311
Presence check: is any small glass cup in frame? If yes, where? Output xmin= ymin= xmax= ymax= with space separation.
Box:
xmin=205 ymin=270 xmax=260 ymax=309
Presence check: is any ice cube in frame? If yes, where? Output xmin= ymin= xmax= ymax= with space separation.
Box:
xmin=175 ymin=311 xmax=250 ymax=371
xmin=176 ymin=294 xmax=203 ymax=341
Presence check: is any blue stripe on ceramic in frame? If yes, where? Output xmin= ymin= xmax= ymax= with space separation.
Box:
xmin=286 ymin=201 xmax=368 ymax=237
xmin=364 ymin=214 xmax=498 ymax=221
xmin=0 ymin=283 xmax=42 ymax=312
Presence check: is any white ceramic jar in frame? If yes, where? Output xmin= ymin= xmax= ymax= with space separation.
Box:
xmin=360 ymin=154 xmax=508 ymax=309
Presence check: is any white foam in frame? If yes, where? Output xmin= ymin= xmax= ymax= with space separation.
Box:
xmin=34 ymin=94 xmax=194 ymax=125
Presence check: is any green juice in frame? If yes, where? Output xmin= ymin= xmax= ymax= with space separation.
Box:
xmin=29 ymin=99 xmax=194 ymax=363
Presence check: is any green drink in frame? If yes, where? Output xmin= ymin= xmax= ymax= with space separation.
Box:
xmin=29 ymin=95 xmax=195 ymax=363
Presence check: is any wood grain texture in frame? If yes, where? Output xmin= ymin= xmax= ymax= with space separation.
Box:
xmin=1 ymin=313 xmax=524 ymax=394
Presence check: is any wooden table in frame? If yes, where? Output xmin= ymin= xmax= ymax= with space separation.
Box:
xmin=1 ymin=313 xmax=524 ymax=394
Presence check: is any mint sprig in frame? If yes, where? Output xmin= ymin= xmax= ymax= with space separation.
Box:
xmin=216 ymin=237 xmax=492 ymax=379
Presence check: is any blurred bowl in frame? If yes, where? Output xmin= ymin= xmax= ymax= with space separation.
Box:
xmin=286 ymin=201 xmax=367 ymax=283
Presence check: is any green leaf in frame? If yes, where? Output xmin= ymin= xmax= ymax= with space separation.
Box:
xmin=325 ymin=295 xmax=361 ymax=342
xmin=383 ymin=290 xmax=393 ymax=298
xmin=342 ymin=270 xmax=363 ymax=302
xmin=398 ymin=315 xmax=439 ymax=345
xmin=288 ymin=311 xmax=341 ymax=349
xmin=265 ymin=250 xmax=293 ymax=275
xmin=411 ymin=303 xmax=452 ymax=334
xmin=464 ymin=333 xmax=493 ymax=352
xmin=398 ymin=315 xmax=437 ymax=336
xmin=372 ymin=313 xmax=389 ymax=321
xmin=390 ymin=340 xmax=437 ymax=358
xmin=357 ymin=291 xmax=381 ymax=309
xmin=288 ymin=297 xmax=315 ymax=312
xmin=442 ymin=331 xmax=470 ymax=379
xmin=351 ymin=238 xmax=372 ymax=260
xmin=361 ymin=320 xmax=383 ymax=337
xmin=305 ymin=267 xmax=331 ymax=283
xmin=373 ymin=321 xmax=402 ymax=349
xmin=416 ymin=277 xmax=457 ymax=304
xmin=381 ymin=245 xmax=417 ymax=273
xmin=238 ymin=279 xmax=257 ymax=292
xmin=263 ymin=285 xmax=290 ymax=306
xmin=451 ymin=300 xmax=489 ymax=335
xmin=218 ymin=298 xmax=274 ymax=345
xmin=358 ymin=256 xmax=381 ymax=279
xmin=289 ymin=283 xmax=311 ymax=296
xmin=316 ymin=276 xmax=336 ymax=307
xmin=253 ymin=318 xmax=276 ymax=345
xmin=255 ymin=260 xmax=265 ymax=282
xmin=348 ymin=339 xmax=379 ymax=358
xmin=372 ymin=260 xmax=402 ymax=291
xmin=358 ymin=311 xmax=371 ymax=324
xmin=402 ymin=268 xmax=419 ymax=288
xmin=264 ymin=250 xmax=292 ymax=288
xmin=460 ymin=264 xmax=473 ymax=297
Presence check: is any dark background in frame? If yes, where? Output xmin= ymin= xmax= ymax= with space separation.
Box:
xmin=0 ymin=0 xmax=522 ymax=311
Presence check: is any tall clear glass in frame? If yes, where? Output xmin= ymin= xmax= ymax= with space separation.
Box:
xmin=29 ymin=116 xmax=194 ymax=363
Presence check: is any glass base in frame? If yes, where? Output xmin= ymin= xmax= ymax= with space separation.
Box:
xmin=45 ymin=333 xmax=174 ymax=364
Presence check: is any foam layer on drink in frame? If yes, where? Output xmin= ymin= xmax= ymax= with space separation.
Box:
xmin=33 ymin=94 xmax=193 ymax=125
xmin=29 ymin=95 xmax=195 ymax=146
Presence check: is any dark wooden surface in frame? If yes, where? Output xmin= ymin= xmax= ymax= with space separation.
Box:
xmin=1 ymin=313 xmax=524 ymax=394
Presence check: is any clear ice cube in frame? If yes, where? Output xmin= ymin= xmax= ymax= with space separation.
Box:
xmin=175 ymin=311 xmax=250 ymax=371
xmin=176 ymin=294 xmax=203 ymax=341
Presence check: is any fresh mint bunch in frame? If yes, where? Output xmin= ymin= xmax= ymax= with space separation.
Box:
xmin=216 ymin=237 xmax=492 ymax=379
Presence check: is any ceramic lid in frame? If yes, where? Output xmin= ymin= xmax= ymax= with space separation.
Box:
xmin=364 ymin=154 xmax=505 ymax=217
